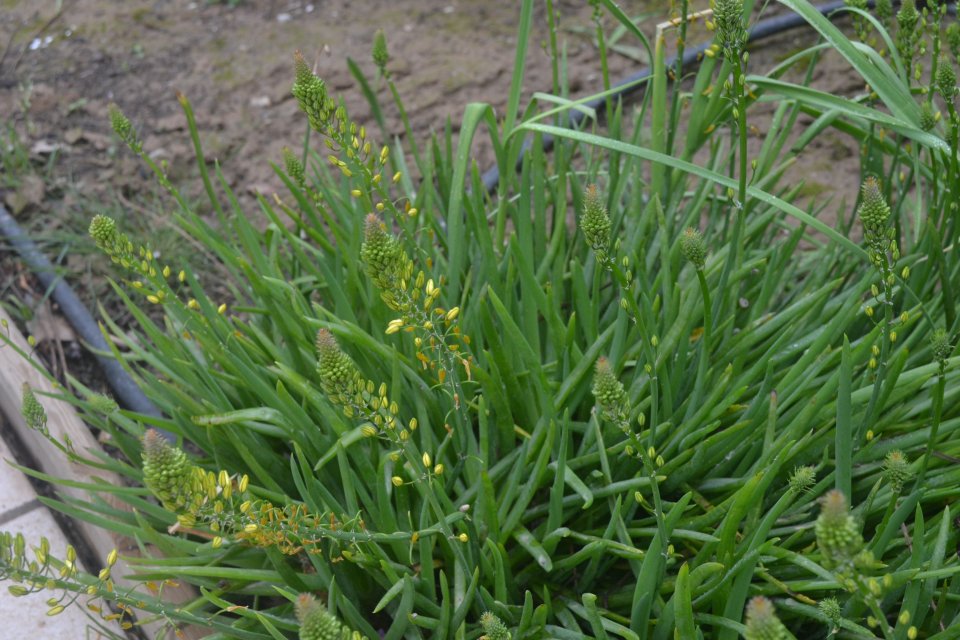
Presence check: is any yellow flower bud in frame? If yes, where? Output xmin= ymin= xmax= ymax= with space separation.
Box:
xmin=392 ymin=171 xmax=402 ymax=183
xmin=458 ymin=533 xmax=468 ymax=543
xmin=188 ymin=298 xmax=200 ymax=310
xmin=351 ymin=189 xmax=362 ymax=197
xmin=422 ymin=452 xmax=432 ymax=467
xmin=243 ymin=523 xmax=258 ymax=533
xmin=107 ymin=549 xmax=118 ymax=567
xmin=212 ymin=536 xmax=223 ymax=549
xmin=238 ymin=475 xmax=249 ymax=493
xmin=445 ymin=307 xmax=460 ymax=322
xmin=162 ymin=265 xmax=171 ymax=278
xmin=218 ymin=303 xmax=227 ymax=314
xmin=386 ymin=319 xmax=404 ymax=334
xmin=361 ymin=425 xmax=378 ymax=438
xmin=391 ymin=476 xmax=404 ymax=487
xmin=434 ymin=464 xmax=444 ymax=475
xmin=178 ymin=270 xmax=186 ymax=282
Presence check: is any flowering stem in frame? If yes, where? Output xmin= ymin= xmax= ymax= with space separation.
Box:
xmin=715 ymin=53 xmax=749 ymax=331
xmin=857 ymin=273 xmax=894 ymax=441
xmin=385 ymin=76 xmax=425 ymax=174
xmin=688 ymin=269 xmax=713 ymax=415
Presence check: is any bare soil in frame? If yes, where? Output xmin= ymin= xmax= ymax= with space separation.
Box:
xmin=0 ymin=1 xmax=864 ymax=217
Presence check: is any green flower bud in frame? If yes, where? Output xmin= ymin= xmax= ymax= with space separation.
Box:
xmin=818 ymin=597 xmax=842 ymax=630
xmin=296 ymin=594 xmax=342 ymax=640
xmin=316 ymin=329 xmax=361 ymax=403
xmin=744 ymin=597 xmax=796 ymax=640
xmin=292 ymin=51 xmax=336 ymax=135
xmin=108 ymin=104 xmax=141 ymax=152
xmin=937 ymin=58 xmax=957 ymax=101
xmin=480 ymin=612 xmax=511 ymax=640
xmin=283 ymin=147 xmax=305 ymax=186
xmin=815 ymin=490 xmax=864 ymax=571
xmin=857 ymin=177 xmax=890 ymax=236
xmin=360 ymin=214 xmax=409 ymax=309
xmin=883 ymin=450 xmax=911 ymax=493
xmin=295 ymin=594 xmax=366 ymax=640
xmin=372 ymin=29 xmax=390 ymax=72
xmin=89 ymin=215 xmax=117 ymax=248
xmin=21 ymin=384 xmax=48 ymax=436
xmin=897 ymin=0 xmax=919 ymax=34
xmin=788 ymin=465 xmax=815 ymax=494
xmin=931 ymin=328 xmax=952 ymax=366
xmin=713 ymin=0 xmax=746 ymax=59
xmin=88 ymin=393 xmax=119 ymax=415
xmin=592 ymin=357 xmax=628 ymax=421
xmin=142 ymin=429 xmax=199 ymax=514
xmin=680 ymin=227 xmax=706 ymax=270
xmin=579 ymin=184 xmax=611 ymax=258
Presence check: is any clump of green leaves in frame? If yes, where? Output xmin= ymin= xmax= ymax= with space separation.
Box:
xmin=5 ymin=2 xmax=960 ymax=639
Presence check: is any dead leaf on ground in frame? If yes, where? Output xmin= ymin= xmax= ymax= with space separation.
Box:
xmin=4 ymin=175 xmax=45 ymax=215
xmin=27 ymin=300 xmax=77 ymax=344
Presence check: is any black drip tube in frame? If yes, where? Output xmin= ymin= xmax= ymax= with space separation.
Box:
xmin=481 ymin=0 xmax=852 ymax=193
xmin=0 ymin=1 xmax=922 ymax=433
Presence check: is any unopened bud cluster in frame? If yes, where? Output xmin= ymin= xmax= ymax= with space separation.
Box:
xmin=361 ymin=215 xmax=412 ymax=312
xmin=680 ymin=227 xmax=707 ymax=270
xmin=883 ymin=450 xmax=912 ymax=493
xmin=936 ymin=58 xmax=957 ymax=102
xmin=579 ymin=184 xmax=611 ymax=260
xmin=744 ymin=596 xmax=796 ymax=640
xmin=295 ymin=593 xmax=368 ymax=640
xmin=372 ymin=29 xmax=390 ymax=74
xmin=712 ymin=0 xmax=746 ymax=60
xmin=108 ymin=104 xmax=141 ymax=152
xmin=815 ymin=490 xmax=872 ymax=576
xmin=21 ymin=383 xmax=48 ymax=436
xmin=592 ymin=357 xmax=629 ymax=423
xmin=857 ymin=178 xmax=899 ymax=273
xmin=479 ymin=612 xmax=511 ymax=640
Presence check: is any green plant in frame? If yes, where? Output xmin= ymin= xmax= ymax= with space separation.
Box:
xmin=4 ymin=1 xmax=960 ymax=638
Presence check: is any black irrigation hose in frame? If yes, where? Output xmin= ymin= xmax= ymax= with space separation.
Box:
xmin=482 ymin=0 xmax=854 ymax=193
xmin=0 ymin=0 xmax=936 ymax=443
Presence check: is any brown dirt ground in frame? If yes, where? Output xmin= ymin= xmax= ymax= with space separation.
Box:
xmin=0 ymin=1 xmax=863 ymax=221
